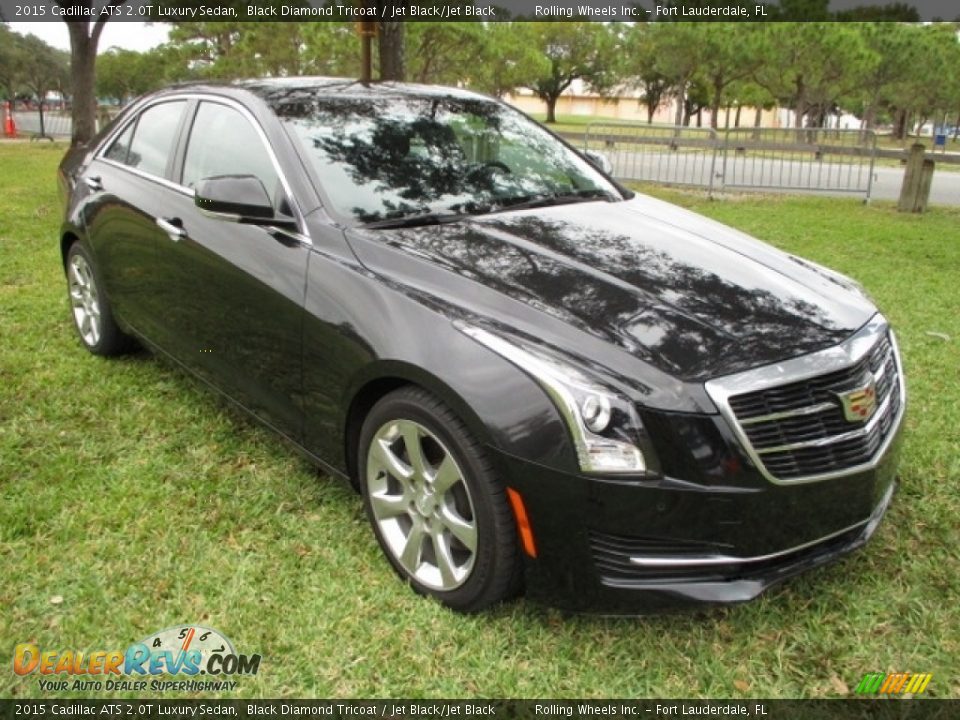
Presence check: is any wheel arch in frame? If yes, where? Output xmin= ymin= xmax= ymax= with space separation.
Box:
xmin=60 ymin=230 xmax=81 ymax=270
xmin=342 ymin=361 xmax=499 ymax=490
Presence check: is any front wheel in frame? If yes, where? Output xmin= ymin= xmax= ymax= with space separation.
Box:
xmin=358 ymin=387 xmax=522 ymax=612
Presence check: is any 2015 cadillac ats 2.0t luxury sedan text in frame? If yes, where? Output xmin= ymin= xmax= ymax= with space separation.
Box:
xmin=58 ymin=78 xmax=905 ymax=613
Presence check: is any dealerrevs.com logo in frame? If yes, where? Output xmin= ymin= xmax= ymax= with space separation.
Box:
xmin=14 ymin=626 xmax=261 ymax=692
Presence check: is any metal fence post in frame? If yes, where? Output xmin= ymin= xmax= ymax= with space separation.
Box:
xmin=864 ymin=131 xmax=877 ymax=204
xmin=707 ymin=129 xmax=718 ymax=198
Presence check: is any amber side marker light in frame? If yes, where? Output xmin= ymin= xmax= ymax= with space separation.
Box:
xmin=506 ymin=487 xmax=538 ymax=558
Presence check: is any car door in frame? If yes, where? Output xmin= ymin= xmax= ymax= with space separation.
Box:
xmin=151 ymin=98 xmax=309 ymax=442
xmin=82 ymin=100 xmax=189 ymax=341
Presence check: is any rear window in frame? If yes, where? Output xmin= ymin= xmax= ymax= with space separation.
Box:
xmin=106 ymin=101 xmax=186 ymax=178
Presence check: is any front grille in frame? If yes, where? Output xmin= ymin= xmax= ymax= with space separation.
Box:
xmin=725 ymin=331 xmax=902 ymax=481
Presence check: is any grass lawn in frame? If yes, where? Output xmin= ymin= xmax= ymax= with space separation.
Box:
xmin=1 ymin=142 xmax=958 ymax=699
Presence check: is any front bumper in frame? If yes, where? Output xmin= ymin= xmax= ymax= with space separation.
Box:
xmin=489 ymin=421 xmax=901 ymax=613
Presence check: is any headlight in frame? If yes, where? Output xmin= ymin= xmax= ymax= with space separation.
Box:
xmin=456 ymin=323 xmax=648 ymax=475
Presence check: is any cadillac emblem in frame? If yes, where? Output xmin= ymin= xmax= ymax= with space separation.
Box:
xmin=837 ymin=380 xmax=878 ymax=422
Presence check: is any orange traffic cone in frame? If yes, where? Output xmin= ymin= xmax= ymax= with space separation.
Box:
xmin=3 ymin=102 xmax=16 ymax=138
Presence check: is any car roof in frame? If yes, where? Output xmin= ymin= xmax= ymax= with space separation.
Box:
xmin=165 ymin=76 xmax=494 ymax=104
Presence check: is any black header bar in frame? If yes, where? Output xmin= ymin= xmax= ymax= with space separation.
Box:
xmin=1 ymin=0 xmax=958 ymax=23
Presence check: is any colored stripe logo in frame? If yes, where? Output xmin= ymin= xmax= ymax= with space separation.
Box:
xmin=855 ymin=672 xmax=932 ymax=694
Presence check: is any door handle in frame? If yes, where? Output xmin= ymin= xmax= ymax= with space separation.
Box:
xmin=83 ymin=176 xmax=102 ymax=191
xmin=156 ymin=217 xmax=186 ymax=241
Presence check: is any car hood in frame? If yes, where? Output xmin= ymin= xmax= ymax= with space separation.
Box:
xmin=344 ymin=194 xmax=876 ymax=385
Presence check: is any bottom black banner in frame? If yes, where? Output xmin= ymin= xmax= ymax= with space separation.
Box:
xmin=1 ymin=700 xmax=957 ymax=720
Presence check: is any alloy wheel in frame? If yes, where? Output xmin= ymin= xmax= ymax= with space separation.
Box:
xmin=365 ymin=419 xmax=478 ymax=591
xmin=68 ymin=254 xmax=101 ymax=347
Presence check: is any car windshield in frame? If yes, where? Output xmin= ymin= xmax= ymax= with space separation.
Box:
xmin=272 ymin=92 xmax=621 ymax=225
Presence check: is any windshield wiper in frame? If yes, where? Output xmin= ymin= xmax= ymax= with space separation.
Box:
xmin=359 ymin=189 xmax=617 ymax=228
xmin=493 ymin=189 xmax=619 ymax=213
xmin=361 ymin=211 xmax=471 ymax=230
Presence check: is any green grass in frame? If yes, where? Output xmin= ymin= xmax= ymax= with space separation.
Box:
xmin=2 ymin=143 xmax=959 ymax=699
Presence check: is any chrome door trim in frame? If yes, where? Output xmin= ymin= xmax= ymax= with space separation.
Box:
xmin=94 ymin=92 xmax=312 ymax=246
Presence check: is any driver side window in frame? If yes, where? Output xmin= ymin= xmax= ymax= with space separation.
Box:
xmin=181 ymin=102 xmax=281 ymax=204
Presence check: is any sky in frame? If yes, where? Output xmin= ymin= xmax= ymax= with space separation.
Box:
xmin=8 ymin=21 xmax=170 ymax=53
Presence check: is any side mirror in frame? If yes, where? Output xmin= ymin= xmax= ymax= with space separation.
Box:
xmin=584 ymin=150 xmax=613 ymax=176
xmin=194 ymin=175 xmax=274 ymax=223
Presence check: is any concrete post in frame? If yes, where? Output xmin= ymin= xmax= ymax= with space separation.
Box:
xmin=898 ymin=143 xmax=934 ymax=213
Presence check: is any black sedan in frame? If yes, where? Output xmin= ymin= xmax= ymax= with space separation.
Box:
xmin=57 ymin=78 xmax=905 ymax=613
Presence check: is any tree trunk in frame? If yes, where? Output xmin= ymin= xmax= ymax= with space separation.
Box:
xmin=545 ymin=95 xmax=558 ymax=124
xmin=646 ymin=103 xmax=654 ymax=124
xmin=752 ymin=106 xmax=762 ymax=140
xmin=378 ymin=22 xmax=405 ymax=81
xmin=793 ymin=100 xmax=804 ymax=129
xmin=893 ymin=108 xmax=907 ymax=140
xmin=710 ymin=78 xmax=722 ymax=130
xmin=66 ymin=24 xmax=97 ymax=147
xmin=860 ymin=104 xmax=875 ymax=144
xmin=673 ymin=86 xmax=684 ymax=127
xmin=38 ymin=100 xmax=46 ymax=138
xmin=734 ymin=105 xmax=742 ymax=128
xmin=913 ymin=115 xmax=927 ymax=137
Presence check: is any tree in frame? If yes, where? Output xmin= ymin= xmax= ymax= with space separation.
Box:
xmin=165 ymin=22 xmax=245 ymax=79
xmin=17 ymin=34 xmax=69 ymax=138
xmin=165 ymin=21 xmax=365 ymax=81
xmin=468 ymin=23 xmax=548 ymax=99
xmin=300 ymin=24 xmax=362 ymax=77
xmin=378 ymin=22 xmax=405 ymax=81
xmin=730 ymin=80 xmax=777 ymax=134
xmin=753 ymin=23 xmax=876 ymax=129
xmin=852 ymin=23 xmax=925 ymax=135
xmin=697 ymin=24 xmax=763 ymax=129
xmin=644 ymin=23 xmax=706 ymax=126
xmin=375 ymin=0 xmax=409 ymax=81
xmin=621 ymin=24 xmax=675 ymax=124
xmin=879 ymin=24 xmax=960 ymax=139
xmin=0 ymin=24 xmax=25 ymax=105
xmin=95 ymin=48 xmax=157 ymax=105
xmin=406 ymin=23 xmax=486 ymax=85
xmin=56 ymin=1 xmax=129 ymax=145
xmin=526 ymin=22 xmax=620 ymax=123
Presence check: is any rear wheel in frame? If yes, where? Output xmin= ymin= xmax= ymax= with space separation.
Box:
xmin=358 ymin=387 xmax=522 ymax=612
xmin=65 ymin=241 xmax=136 ymax=356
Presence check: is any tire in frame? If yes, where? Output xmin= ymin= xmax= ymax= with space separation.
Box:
xmin=358 ymin=386 xmax=522 ymax=612
xmin=65 ymin=241 xmax=136 ymax=356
